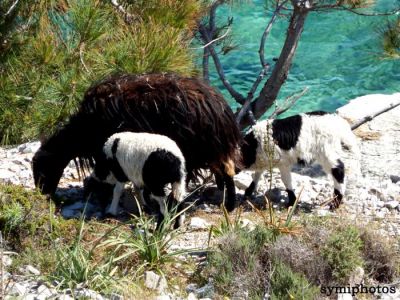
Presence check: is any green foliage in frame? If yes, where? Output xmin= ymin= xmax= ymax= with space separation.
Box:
xmin=100 ymin=203 xmax=196 ymax=275
xmin=48 ymin=217 xmax=121 ymax=292
xmin=321 ymin=225 xmax=364 ymax=283
xmin=269 ymin=260 xmax=319 ymax=300
xmin=0 ymin=0 xmax=203 ymax=145
xmin=206 ymin=226 xmax=272 ymax=298
xmin=0 ymin=183 xmax=78 ymax=251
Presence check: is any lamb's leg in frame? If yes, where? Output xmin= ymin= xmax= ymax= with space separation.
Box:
xmin=244 ymin=171 xmax=263 ymax=197
xmin=171 ymin=181 xmax=186 ymax=229
xmin=106 ymin=181 xmax=124 ymax=216
xmin=152 ymin=195 xmax=167 ymax=230
xmin=326 ymin=158 xmax=346 ymax=210
xmin=278 ymin=165 xmax=296 ymax=207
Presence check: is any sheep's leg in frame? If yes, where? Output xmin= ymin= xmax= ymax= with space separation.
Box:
xmin=322 ymin=158 xmax=346 ymax=210
xmin=215 ymin=173 xmax=225 ymax=190
xmin=278 ymin=165 xmax=296 ymax=207
xmin=106 ymin=181 xmax=124 ymax=216
xmin=223 ymin=173 xmax=236 ymax=212
xmin=244 ymin=171 xmax=263 ymax=197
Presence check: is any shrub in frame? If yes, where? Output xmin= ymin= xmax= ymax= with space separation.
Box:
xmin=321 ymin=225 xmax=364 ymax=284
xmin=360 ymin=228 xmax=400 ymax=282
xmin=269 ymin=260 xmax=319 ymax=300
xmin=205 ymin=227 xmax=273 ymax=299
xmin=268 ymin=235 xmax=332 ymax=285
xmin=0 ymin=183 xmax=78 ymax=251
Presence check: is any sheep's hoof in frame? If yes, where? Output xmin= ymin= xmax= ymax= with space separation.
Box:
xmin=224 ymin=199 xmax=236 ymax=212
xmin=329 ymin=199 xmax=342 ymax=210
xmin=105 ymin=205 xmax=122 ymax=217
xmin=329 ymin=190 xmax=343 ymax=210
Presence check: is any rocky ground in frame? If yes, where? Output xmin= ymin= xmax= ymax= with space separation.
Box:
xmin=1 ymin=93 xmax=400 ymax=299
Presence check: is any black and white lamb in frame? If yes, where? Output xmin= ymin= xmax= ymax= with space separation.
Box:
xmin=240 ymin=112 xmax=359 ymax=209
xmin=88 ymin=132 xmax=186 ymax=228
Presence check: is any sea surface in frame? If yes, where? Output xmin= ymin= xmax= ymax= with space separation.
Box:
xmin=199 ymin=0 xmax=400 ymax=117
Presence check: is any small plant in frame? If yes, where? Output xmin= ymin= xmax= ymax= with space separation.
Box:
xmin=321 ymin=225 xmax=364 ymax=283
xmin=48 ymin=215 xmax=122 ymax=292
xmin=269 ymin=260 xmax=319 ymax=300
xmin=248 ymin=194 xmax=302 ymax=241
xmin=101 ymin=200 xmax=197 ymax=275
xmin=208 ymin=204 xmax=244 ymax=240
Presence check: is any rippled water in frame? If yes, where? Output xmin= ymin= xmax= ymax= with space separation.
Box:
xmin=201 ymin=0 xmax=400 ymax=116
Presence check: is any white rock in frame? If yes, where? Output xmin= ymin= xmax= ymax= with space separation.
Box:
xmin=233 ymin=172 xmax=253 ymax=190
xmin=57 ymin=295 xmax=75 ymax=300
xmin=155 ymin=295 xmax=171 ymax=300
xmin=187 ymin=292 xmax=198 ymax=300
xmin=37 ymin=284 xmax=55 ymax=298
xmin=189 ymin=217 xmax=210 ymax=229
xmin=2 ymin=255 xmax=13 ymax=267
xmin=385 ymin=200 xmax=399 ymax=210
xmin=74 ymin=288 xmax=104 ymax=300
xmin=25 ymin=265 xmax=41 ymax=275
xmin=348 ymin=266 xmax=364 ymax=286
xmin=10 ymin=282 xmax=30 ymax=296
xmin=110 ymin=293 xmax=124 ymax=300
xmin=337 ymin=293 xmax=353 ymax=300
xmin=0 ymin=169 xmax=14 ymax=181
xmin=144 ymin=271 xmax=168 ymax=292
xmin=315 ymin=209 xmax=330 ymax=217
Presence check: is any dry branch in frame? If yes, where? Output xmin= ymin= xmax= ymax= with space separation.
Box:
xmin=350 ymin=99 xmax=400 ymax=130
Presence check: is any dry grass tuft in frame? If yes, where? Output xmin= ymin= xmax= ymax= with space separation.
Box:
xmin=360 ymin=228 xmax=400 ymax=282
xmin=268 ymin=235 xmax=332 ymax=285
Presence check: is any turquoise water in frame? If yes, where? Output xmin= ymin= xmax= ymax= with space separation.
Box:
xmin=201 ymin=0 xmax=400 ymax=116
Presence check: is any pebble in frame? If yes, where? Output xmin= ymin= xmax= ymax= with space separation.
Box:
xmin=189 ymin=217 xmax=210 ymax=229
xmin=144 ymin=271 xmax=168 ymax=292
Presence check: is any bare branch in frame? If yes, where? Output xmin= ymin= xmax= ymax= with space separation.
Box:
xmin=203 ymin=48 xmax=211 ymax=83
xmin=350 ymin=99 xmax=400 ymax=130
xmin=5 ymin=0 xmax=19 ymax=16
xmin=313 ymin=3 xmax=400 ymax=15
xmin=337 ymin=5 xmax=400 ymax=16
xmin=269 ymin=86 xmax=309 ymax=119
xmin=236 ymin=66 xmax=270 ymax=124
xmin=259 ymin=1 xmax=288 ymax=67
xmin=191 ymin=27 xmax=231 ymax=49
xmin=198 ymin=23 xmax=246 ymax=104
xmin=110 ymin=0 xmax=137 ymax=24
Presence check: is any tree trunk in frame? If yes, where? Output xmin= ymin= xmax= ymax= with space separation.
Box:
xmin=240 ymin=4 xmax=310 ymax=128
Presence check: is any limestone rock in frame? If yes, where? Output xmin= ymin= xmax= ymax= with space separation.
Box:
xmin=144 ymin=271 xmax=168 ymax=292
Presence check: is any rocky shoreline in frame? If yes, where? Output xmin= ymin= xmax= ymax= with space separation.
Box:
xmin=1 ymin=93 xmax=400 ymax=299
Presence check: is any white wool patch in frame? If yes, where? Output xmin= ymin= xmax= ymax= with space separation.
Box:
xmin=249 ymin=113 xmax=359 ymax=172
xmin=103 ymin=132 xmax=186 ymax=190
